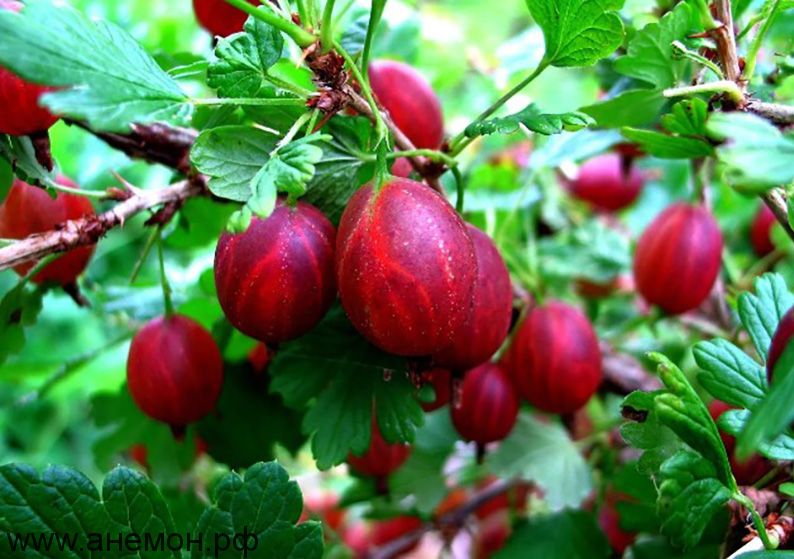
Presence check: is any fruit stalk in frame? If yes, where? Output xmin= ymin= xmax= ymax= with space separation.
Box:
xmin=760 ymin=188 xmax=794 ymax=243
xmin=223 ymin=0 xmax=316 ymax=47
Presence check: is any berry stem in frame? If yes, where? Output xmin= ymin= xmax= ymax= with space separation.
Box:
xmin=192 ymin=97 xmax=305 ymax=107
xmin=43 ymin=178 xmax=107 ymax=199
xmin=320 ymin=0 xmax=336 ymax=52
xmin=734 ymin=492 xmax=775 ymax=549
xmin=334 ymin=40 xmax=388 ymax=143
xmin=156 ymin=227 xmax=175 ymax=317
xmin=742 ymin=0 xmax=782 ymax=82
xmin=129 ymin=227 xmax=160 ymax=284
xmin=663 ymin=81 xmax=744 ymax=104
xmin=360 ymin=0 xmax=386 ymax=76
xmin=223 ymin=0 xmax=316 ymax=47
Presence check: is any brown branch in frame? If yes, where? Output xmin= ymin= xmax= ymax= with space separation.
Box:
xmin=0 ymin=179 xmax=205 ymax=271
xmin=761 ymin=187 xmax=794 ymax=243
xmin=711 ymin=0 xmax=744 ymax=88
xmin=367 ymin=478 xmax=518 ymax=559
xmin=745 ymin=99 xmax=794 ymax=128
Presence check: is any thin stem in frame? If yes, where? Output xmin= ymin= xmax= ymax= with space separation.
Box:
xmin=320 ymin=0 xmax=336 ymax=51
xmin=737 ymin=12 xmax=765 ymax=40
xmin=388 ymin=149 xmax=465 ymax=211
xmin=663 ymin=81 xmax=744 ymax=104
xmin=223 ymin=0 xmax=316 ymax=47
xmin=334 ymin=40 xmax=387 ymax=142
xmin=672 ymin=40 xmax=724 ymax=79
xmin=265 ymin=74 xmax=313 ymax=97
xmin=43 ymin=180 xmax=107 ymax=200
xmin=361 ymin=0 xmax=387 ymax=75
xmin=306 ymin=107 xmax=321 ymax=134
xmin=129 ymin=227 xmax=160 ymax=284
xmin=295 ymin=0 xmax=309 ymax=25
xmin=156 ymin=227 xmax=174 ymax=317
xmin=193 ymin=97 xmax=305 ymax=107
xmin=332 ymin=0 xmax=356 ymax=25
xmin=734 ymin=492 xmax=775 ymax=549
xmin=275 ymin=111 xmax=312 ymax=151
xmin=448 ymin=60 xmax=549 ymax=156
xmin=742 ymin=0 xmax=781 ymax=82
xmin=19 ymin=254 xmax=58 ymax=287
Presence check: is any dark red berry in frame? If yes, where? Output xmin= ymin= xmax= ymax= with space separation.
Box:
xmin=567 ymin=154 xmax=644 ymax=212
xmin=247 ymin=343 xmax=272 ymax=373
xmin=370 ymin=516 xmax=423 ymax=556
xmin=708 ymin=401 xmax=772 ymax=486
xmin=613 ymin=142 xmax=644 ymax=159
xmin=474 ymin=512 xmax=511 ymax=559
xmin=633 ymin=203 xmax=723 ymax=315
xmin=503 ymin=300 xmax=602 ymax=414
xmin=127 ymin=314 xmax=224 ymax=429
xmin=0 ymin=177 xmax=95 ymax=285
xmin=369 ymin=60 xmax=444 ymax=151
xmin=215 ymin=198 xmax=336 ymax=345
xmin=750 ymin=204 xmax=776 ymax=257
xmin=434 ymin=225 xmax=512 ymax=371
xmin=129 ymin=444 xmax=149 ymax=469
xmin=419 ymin=368 xmax=452 ymax=412
xmin=598 ymin=494 xmax=636 ymax=554
xmin=451 ymin=363 xmax=518 ymax=444
xmin=336 ymin=178 xmax=476 ymax=356
xmin=347 ymin=417 xmax=411 ymax=478
xmin=192 ymin=0 xmax=256 ymax=37
xmin=0 ymin=1 xmax=59 ymax=136
xmin=766 ymin=307 xmax=794 ymax=381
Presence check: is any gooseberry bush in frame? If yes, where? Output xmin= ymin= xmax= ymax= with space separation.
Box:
xmin=0 ymin=0 xmax=793 ymax=557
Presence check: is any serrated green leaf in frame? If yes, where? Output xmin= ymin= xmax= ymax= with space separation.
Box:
xmin=693 ymin=338 xmax=767 ymax=409
xmin=719 ymin=409 xmax=794 ymax=460
xmin=494 ymin=510 xmax=610 ymax=559
xmin=736 ymin=273 xmax=794 ymax=363
xmin=661 ymin=98 xmax=709 ymax=137
xmin=486 ymin=413 xmax=592 ymax=510
xmin=0 ymin=0 xmax=188 ymax=132
xmin=621 ymin=128 xmax=713 ymax=159
xmin=525 ymin=0 xmax=625 ymax=68
xmin=580 ymin=89 xmax=668 ymax=129
xmin=465 ymin=104 xmax=594 ymax=139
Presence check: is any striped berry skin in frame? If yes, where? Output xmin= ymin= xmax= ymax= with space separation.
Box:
xmin=503 ymin=301 xmax=602 ymax=415
xmin=0 ymin=177 xmax=95 ymax=285
xmin=336 ymin=178 xmax=477 ymax=356
xmin=434 ymin=225 xmax=512 ymax=371
xmin=633 ymin=203 xmax=723 ymax=315
xmin=214 ymin=198 xmax=336 ymax=345
xmin=369 ymin=60 xmax=444 ymax=152
xmin=127 ymin=314 xmax=224 ymax=428
xmin=347 ymin=418 xmax=411 ymax=478
xmin=451 ymin=363 xmax=518 ymax=444
xmin=750 ymin=204 xmax=776 ymax=257
xmin=767 ymin=307 xmax=794 ymax=381
xmin=567 ymin=154 xmax=644 ymax=212
xmin=0 ymin=1 xmax=59 ymax=136
xmin=192 ymin=0 xmax=256 ymax=37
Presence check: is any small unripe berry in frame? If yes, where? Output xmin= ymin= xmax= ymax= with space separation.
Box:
xmin=336 ymin=178 xmax=476 ymax=356
xmin=750 ymin=204 xmax=776 ymax=257
xmin=434 ymin=225 xmax=513 ymax=371
xmin=633 ymin=203 xmax=723 ymax=315
xmin=192 ymin=0 xmax=257 ymax=37
xmin=347 ymin=417 xmax=411 ymax=478
xmin=503 ymin=300 xmax=602 ymax=414
xmin=214 ymin=198 xmax=336 ymax=345
xmin=0 ymin=177 xmax=95 ymax=285
xmin=127 ymin=314 xmax=224 ymax=430
xmin=567 ymin=154 xmax=644 ymax=212
xmin=418 ymin=368 xmax=452 ymax=412
xmin=451 ymin=363 xmax=518 ymax=445
xmin=766 ymin=307 xmax=794 ymax=381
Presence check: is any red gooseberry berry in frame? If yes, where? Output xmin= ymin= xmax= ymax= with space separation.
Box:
xmin=214 ymin=197 xmax=336 ymax=345
xmin=336 ymin=178 xmax=477 ymax=356
xmin=708 ymin=401 xmax=773 ymax=485
xmin=567 ymin=153 xmax=644 ymax=212
xmin=474 ymin=511 xmax=512 ymax=559
xmin=0 ymin=177 xmax=95 ymax=285
xmin=370 ymin=516 xmax=423 ymax=556
xmin=633 ymin=203 xmax=723 ymax=315
xmin=767 ymin=306 xmax=794 ymax=381
xmin=418 ymin=368 xmax=452 ymax=412
xmin=434 ymin=225 xmax=513 ymax=371
xmin=451 ymin=363 xmax=519 ymax=445
xmin=192 ymin=0 xmax=257 ymax=37
xmin=299 ymin=491 xmax=346 ymax=533
xmin=503 ymin=300 xmax=602 ymax=414
xmin=598 ymin=494 xmax=636 ymax=554
xmin=342 ymin=521 xmax=371 ymax=558
xmin=127 ymin=314 xmax=224 ymax=430
xmin=247 ymin=343 xmax=272 ymax=373
xmin=750 ymin=204 xmax=776 ymax=257
xmin=347 ymin=416 xmax=411 ymax=478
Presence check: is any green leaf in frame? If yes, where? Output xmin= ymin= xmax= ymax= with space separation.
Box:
xmin=707 ymin=113 xmax=794 ymax=192
xmin=465 ymin=104 xmax=594 ymax=139
xmin=194 ymin=462 xmax=323 ymax=559
xmin=486 ymin=413 xmax=592 ymax=510
xmin=719 ymin=409 xmax=794 ymax=460
xmin=621 ymin=128 xmax=713 ymax=159
xmin=614 ymin=2 xmax=700 ymax=88
xmin=0 ymin=135 xmax=54 ymax=189
xmin=661 ymin=98 xmax=710 ymax=136
xmin=191 ymin=126 xmax=279 ymax=202
xmin=269 ymin=306 xmax=423 ymax=470
xmin=207 ymin=14 xmax=286 ymax=98
xmin=736 ymin=273 xmax=794 ymax=364
xmin=0 ymin=284 xmax=44 ymax=366
xmin=693 ymin=338 xmax=767 ymax=409
xmin=530 ymin=130 xmax=623 ymax=168
xmin=525 ymin=0 xmax=625 ymax=68
xmin=580 ymin=89 xmax=667 ymax=129
xmin=494 ymin=510 xmax=610 ymax=558
xmin=0 ymin=0 xmax=188 ymax=132
xmin=737 ymin=553 xmax=794 ymax=559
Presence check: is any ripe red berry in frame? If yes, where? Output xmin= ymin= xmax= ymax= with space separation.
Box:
xmin=567 ymin=154 xmax=644 ymax=212
xmin=598 ymin=495 xmax=636 ymax=554
xmin=129 ymin=444 xmax=149 ymax=469
xmin=0 ymin=1 xmax=59 ymax=136
xmin=767 ymin=307 xmax=794 ymax=381
xmin=418 ymin=368 xmax=452 ymax=412
xmin=192 ymin=0 xmax=256 ymax=37
xmin=451 ymin=363 xmax=518 ymax=445
xmin=0 ymin=177 xmax=95 ymax=285
xmin=369 ymin=60 xmax=444 ymax=151
xmin=633 ymin=203 xmax=723 ymax=315
xmin=127 ymin=314 xmax=224 ymax=430
xmin=247 ymin=343 xmax=272 ymax=373
xmin=342 ymin=522 xmax=371 ymax=558
xmin=300 ymin=491 xmax=346 ymax=533
xmin=336 ymin=178 xmax=476 ymax=356
xmin=750 ymin=204 xmax=776 ymax=257
xmin=215 ymin=198 xmax=336 ymax=345
xmin=503 ymin=300 xmax=602 ymax=414
xmin=434 ymin=225 xmax=512 ymax=371
xmin=370 ymin=516 xmax=423 ymax=556
xmin=347 ymin=417 xmax=411 ymax=478
xmin=708 ymin=401 xmax=772 ymax=485
xmin=475 ymin=512 xmax=511 ymax=559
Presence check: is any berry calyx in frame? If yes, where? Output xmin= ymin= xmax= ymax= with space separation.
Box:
xmin=127 ymin=314 xmax=224 ymax=431
xmin=451 ymin=363 xmax=518 ymax=445
xmin=503 ymin=300 xmax=602 ymax=414
xmin=633 ymin=203 xmax=723 ymax=315
xmin=567 ymin=153 xmax=644 ymax=212
xmin=192 ymin=0 xmax=256 ymax=37
xmin=214 ymin=197 xmax=336 ymax=345
xmin=336 ymin=178 xmax=476 ymax=356
xmin=347 ymin=416 xmax=411 ymax=478
xmin=750 ymin=204 xmax=776 ymax=257
xmin=0 ymin=177 xmax=95 ymax=285
xmin=434 ymin=225 xmax=513 ymax=371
